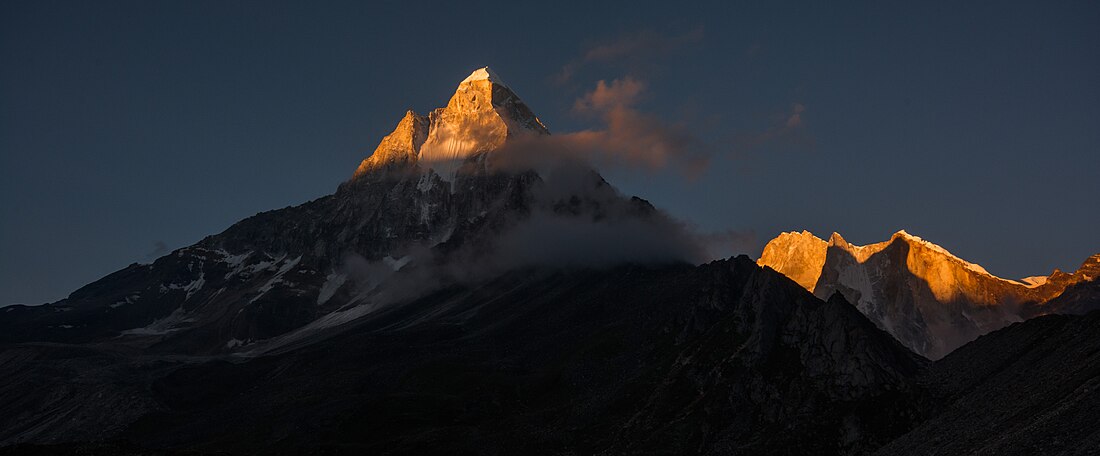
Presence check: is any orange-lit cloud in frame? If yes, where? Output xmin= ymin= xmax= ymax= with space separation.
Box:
xmin=573 ymin=77 xmax=646 ymax=112
xmin=494 ymin=77 xmax=710 ymax=178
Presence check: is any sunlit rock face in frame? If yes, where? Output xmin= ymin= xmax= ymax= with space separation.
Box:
xmin=759 ymin=230 xmax=1100 ymax=359
xmin=757 ymin=230 xmax=828 ymax=290
xmin=354 ymin=66 xmax=548 ymax=182
xmin=353 ymin=110 xmax=429 ymax=177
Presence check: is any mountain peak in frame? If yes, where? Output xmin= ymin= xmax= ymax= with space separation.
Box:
xmin=887 ymin=230 xmax=1002 ymax=279
xmin=756 ymin=230 xmax=828 ymax=291
xmin=353 ymin=110 xmax=430 ymax=177
xmin=828 ymin=231 xmax=849 ymax=246
xmin=354 ymin=66 xmax=548 ymax=182
xmin=461 ymin=66 xmax=508 ymax=88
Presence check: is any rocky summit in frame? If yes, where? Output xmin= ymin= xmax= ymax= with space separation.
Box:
xmin=1 ymin=68 xmax=1098 ymax=456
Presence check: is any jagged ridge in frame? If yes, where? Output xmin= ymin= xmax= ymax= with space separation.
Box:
xmin=758 ymin=229 xmax=1100 ymax=359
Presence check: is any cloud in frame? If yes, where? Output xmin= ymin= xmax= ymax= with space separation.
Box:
xmin=732 ymin=102 xmax=815 ymax=154
xmin=144 ymin=241 xmax=170 ymax=262
xmin=785 ymin=103 xmax=805 ymax=128
xmin=565 ymin=77 xmax=710 ymax=176
xmin=695 ymin=228 xmax=760 ymax=260
xmin=573 ymin=78 xmax=646 ymax=112
xmin=583 ymin=27 xmax=705 ymax=63
xmin=493 ymin=210 xmax=698 ymax=269
xmin=556 ymin=27 xmax=705 ymax=84
xmin=492 ymin=77 xmax=710 ymax=178
xmin=490 ymin=167 xmax=707 ymax=269
xmin=337 ymin=167 xmax=710 ymax=311
xmin=552 ymin=28 xmax=811 ymax=167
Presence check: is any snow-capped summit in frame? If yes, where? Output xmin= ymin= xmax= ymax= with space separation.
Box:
xmin=353 ymin=66 xmax=548 ymax=181
xmin=828 ymin=231 xmax=847 ymax=245
xmin=888 ymin=229 xmax=999 ymax=279
xmin=460 ymin=66 xmax=508 ymax=88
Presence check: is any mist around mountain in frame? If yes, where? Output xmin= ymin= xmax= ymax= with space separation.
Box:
xmin=0 ymin=67 xmax=711 ymax=356
xmin=1 ymin=68 xmax=1098 ymax=455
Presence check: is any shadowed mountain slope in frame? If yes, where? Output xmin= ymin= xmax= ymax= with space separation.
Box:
xmin=0 ymin=258 xmax=928 ymax=455
xmin=875 ymin=311 xmax=1100 ymax=456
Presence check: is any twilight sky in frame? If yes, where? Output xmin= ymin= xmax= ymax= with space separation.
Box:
xmin=2 ymin=1 xmax=1098 ymax=305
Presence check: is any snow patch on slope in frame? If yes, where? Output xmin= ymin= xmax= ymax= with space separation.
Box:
xmin=162 ymin=274 xmax=207 ymax=300
xmin=119 ymin=307 xmax=195 ymax=336
xmin=110 ymin=293 xmax=141 ymax=309
xmin=183 ymin=273 xmax=205 ymax=300
xmin=237 ymin=300 xmax=383 ymax=357
xmin=219 ymin=250 xmax=254 ymax=279
xmin=461 ymin=66 xmax=508 ymax=88
xmin=383 ymin=255 xmax=412 ymax=271
xmin=1019 ymin=276 xmax=1049 ymax=288
xmin=317 ymin=272 xmax=347 ymax=305
xmin=250 ymin=256 xmax=302 ymax=304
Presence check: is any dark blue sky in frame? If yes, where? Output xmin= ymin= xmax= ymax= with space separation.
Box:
xmin=2 ymin=1 xmax=1098 ymax=305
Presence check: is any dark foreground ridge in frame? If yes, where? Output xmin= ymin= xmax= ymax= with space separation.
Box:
xmin=3 ymin=263 xmax=1099 ymax=454
xmin=875 ymin=311 xmax=1100 ymax=455
xmin=1 ymin=258 xmax=930 ymax=455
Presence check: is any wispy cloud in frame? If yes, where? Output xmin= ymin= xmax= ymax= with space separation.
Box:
xmin=337 ymin=168 xmax=710 ymax=313
xmin=556 ymin=27 xmax=705 ymax=84
xmin=732 ymin=102 xmax=815 ymax=154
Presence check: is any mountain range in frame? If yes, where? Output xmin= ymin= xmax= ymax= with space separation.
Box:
xmin=757 ymin=230 xmax=1100 ymax=359
xmin=1 ymin=67 xmax=1098 ymax=455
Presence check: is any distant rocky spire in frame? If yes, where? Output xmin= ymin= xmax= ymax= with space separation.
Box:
xmin=352 ymin=110 xmax=429 ymax=178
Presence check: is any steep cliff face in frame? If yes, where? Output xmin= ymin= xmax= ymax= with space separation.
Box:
xmin=757 ymin=230 xmax=828 ymax=290
xmin=758 ymin=230 xmax=1100 ymax=359
xmin=352 ymin=110 xmax=430 ymax=176
xmin=814 ymin=231 xmax=1027 ymax=360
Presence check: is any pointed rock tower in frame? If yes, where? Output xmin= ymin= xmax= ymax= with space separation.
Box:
xmin=353 ymin=110 xmax=430 ymax=176
xmin=353 ymin=66 xmax=548 ymax=181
